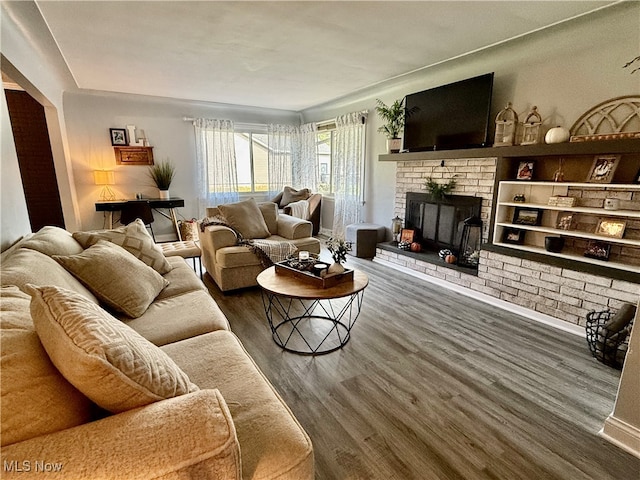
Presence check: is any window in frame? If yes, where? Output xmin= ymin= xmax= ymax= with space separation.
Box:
xmin=317 ymin=129 xmax=334 ymax=194
xmin=234 ymin=132 xmax=269 ymax=193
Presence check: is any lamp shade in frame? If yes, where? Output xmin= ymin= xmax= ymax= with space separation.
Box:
xmin=94 ymin=170 xmax=115 ymax=185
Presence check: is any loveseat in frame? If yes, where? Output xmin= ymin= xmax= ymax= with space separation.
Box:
xmin=0 ymin=223 xmax=314 ymax=479
xmin=199 ymin=199 xmax=320 ymax=292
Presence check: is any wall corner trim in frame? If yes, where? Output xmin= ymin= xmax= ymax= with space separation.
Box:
xmin=600 ymin=415 xmax=640 ymax=459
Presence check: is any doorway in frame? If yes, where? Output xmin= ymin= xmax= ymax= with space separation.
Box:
xmin=4 ymin=89 xmax=65 ymax=231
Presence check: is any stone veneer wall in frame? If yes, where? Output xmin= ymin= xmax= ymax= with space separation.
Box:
xmin=385 ymin=157 xmax=639 ymax=327
xmin=395 ymin=158 xmax=497 ymax=240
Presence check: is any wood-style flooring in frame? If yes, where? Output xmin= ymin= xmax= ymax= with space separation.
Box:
xmin=204 ymin=253 xmax=639 ymax=480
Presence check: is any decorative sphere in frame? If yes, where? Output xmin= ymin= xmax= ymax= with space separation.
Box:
xmin=445 ymin=254 xmax=457 ymax=264
xmin=410 ymin=242 xmax=422 ymax=252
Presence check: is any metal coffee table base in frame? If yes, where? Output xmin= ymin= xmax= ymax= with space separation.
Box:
xmin=261 ymin=290 xmax=365 ymax=355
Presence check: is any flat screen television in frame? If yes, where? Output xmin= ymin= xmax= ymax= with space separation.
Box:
xmin=403 ymin=73 xmax=494 ymax=152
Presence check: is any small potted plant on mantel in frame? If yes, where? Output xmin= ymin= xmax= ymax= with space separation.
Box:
xmin=375 ymin=98 xmax=418 ymax=153
xmin=149 ymin=160 xmax=175 ymax=199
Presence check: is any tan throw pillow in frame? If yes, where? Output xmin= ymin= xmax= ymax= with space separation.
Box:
xmin=27 ymin=284 xmax=199 ymax=414
xmin=1 ymin=286 xmax=93 ymax=446
xmin=73 ymin=219 xmax=172 ymax=274
xmin=218 ymin=198 xmax=270 ymax=239
xmin=54 ymin=241 xmax=168 ymax=318
xmin=280 ymin=186 xmax=310 ymax=207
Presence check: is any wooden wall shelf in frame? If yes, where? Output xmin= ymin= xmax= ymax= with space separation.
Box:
xmin=114 ymin=146 xmax=154 ymax=165
xmin=378 ymin=139 xmax=640 ymax=162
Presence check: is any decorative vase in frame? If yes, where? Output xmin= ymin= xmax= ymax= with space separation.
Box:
xmin=158 ymin=189 xmax=170 ymax=199
xmin=545 ymin=236 xmax=565 ymax=253
xmin=327 ymin=262 xmax=345 ymax=274
xmin=387 ymin=138 xmax=402 ymax=154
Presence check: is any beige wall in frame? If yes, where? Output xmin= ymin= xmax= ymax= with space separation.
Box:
xmin=301 ymin=2 xmax=640 ymax=233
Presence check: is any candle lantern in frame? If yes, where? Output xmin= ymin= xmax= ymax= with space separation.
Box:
xmin=520 ymin=106 xmax=542 ymax=145
xmin=458 ymin=216 xmax=483 ymax=268
xmin=494 ymin=102 xmax=518 ymax=147
xmin=391 ymin=216 xmax=403 ymax=242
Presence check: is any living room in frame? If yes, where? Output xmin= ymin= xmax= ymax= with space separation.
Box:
xmin=2 ymin=1 xmax=639 ymax=478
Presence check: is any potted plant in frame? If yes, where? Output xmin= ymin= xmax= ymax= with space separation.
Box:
xmin=375 ymin=98 xmax=417 ymax=153
xmin=326 ymin=237 xmax=352 ymax=274
xmin=149 ymin=160 xmax=175 ymax=199
xmin=424 ymin=176 xmax=457 ymax=200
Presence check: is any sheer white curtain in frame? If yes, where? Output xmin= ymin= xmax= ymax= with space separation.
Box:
xmin=267 ymin=123 xmax=318 ymax=197
xmin=292 ymin=123 xmax=318 ymax=189
xmin=267 ymin=124 xmax=294 ymax=197
xmin=332 ymin=111 xmax=368 ymax=238
xmin=194 ymin=119 xmax=239 ymax=217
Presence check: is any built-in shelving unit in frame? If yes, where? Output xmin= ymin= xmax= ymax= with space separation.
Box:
xmin=494 ymin=181 xmax=640 ymax=273
xmin=379 ymin=138 xmax=640 ymax=279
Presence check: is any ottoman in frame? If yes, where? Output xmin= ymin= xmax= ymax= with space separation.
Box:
xmin=345 ymin=223 xmax=385 ymax=258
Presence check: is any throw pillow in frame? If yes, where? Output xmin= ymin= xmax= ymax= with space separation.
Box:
xmin=54 ymin=241 xmax=168 ymax=318
xmin=280 ymin=186 xmax=310 ymax=208
xmin=27 ymin=284 xmax=199 ymax=414
xmin=73 ymin=219 xmax=172 ymax=274
xmin=1 ymin=286 xmax=93 ymax=446
xmin=218 ymin=198 xmax=270 ymax=239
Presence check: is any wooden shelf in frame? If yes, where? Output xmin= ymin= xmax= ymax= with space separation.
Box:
xmin=495 ymin=222 xmax=640 ymax=247
xmin=114 ymin=146 xmax=154 ymax=165
xmin=378 ymin=138 xmax=640 ymax=162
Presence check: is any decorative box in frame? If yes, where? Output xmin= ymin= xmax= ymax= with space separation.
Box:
xmin=548 ymin=196 xmax=576 ymax=207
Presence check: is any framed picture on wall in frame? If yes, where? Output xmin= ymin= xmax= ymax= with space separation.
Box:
xmin=586 ymin=155 xmax=620 ymax=183
xmin=109 ymin=128 xmax=128 ymax=146
xmin=516 ymin=161 xmax=534 ymax=180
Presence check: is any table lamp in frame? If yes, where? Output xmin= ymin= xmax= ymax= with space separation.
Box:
xmin=94 ymin=170 xmax=116 ymax=201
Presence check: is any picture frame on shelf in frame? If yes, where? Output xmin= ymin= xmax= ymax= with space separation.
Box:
xmin=595 ymin=219 xmax=626 ymax=238
xmin=556 ymin=212 xmax=574 ymax=231
xmin=502 ymin=227 xmax=525 ymax=245
xmin=584 ymin=240 xmax=611 ymax=261
xmin=513 ymin=207 xmax=542 ymax=226
xmin=109 ymin=128 xmax=128 ymax=146
xmin=516 ymin=161 xmax=534 ymax=180
xmin=585 ymin=154 xmax=620 ymax=184
xmin=400 ymin=228 xmax=415 ymax=243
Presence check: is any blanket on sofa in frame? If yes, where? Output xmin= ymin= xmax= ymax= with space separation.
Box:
xmin=200 ymin=218 xmax=297 ymax=267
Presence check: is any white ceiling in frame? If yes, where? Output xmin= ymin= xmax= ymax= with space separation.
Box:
xmin=36 ymin=1 xmax=616 ymax=111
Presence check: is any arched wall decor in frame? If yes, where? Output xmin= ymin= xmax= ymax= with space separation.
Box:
xmin=570 ymin=95 xmax=640 ymax=142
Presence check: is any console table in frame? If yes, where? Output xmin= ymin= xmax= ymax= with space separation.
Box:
xmin=95 ymin=197 xmax=185 ymax=240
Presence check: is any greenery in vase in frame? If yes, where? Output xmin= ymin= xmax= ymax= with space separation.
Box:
xmin=149 ymin=160 xmax=176 ymax=190
xmin=424 ymin=176 xmax=457 ymax=200
xmin=375 ymin=99 xmax=418 ymax=139
xmin=326 ymin=237 xmax=352 ymax=264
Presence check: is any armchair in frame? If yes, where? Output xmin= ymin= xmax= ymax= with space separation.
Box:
xmin=271 ymin=187 xmax=321 ymax=235
xmin=199 ymin=200 xmax=320 ymax=291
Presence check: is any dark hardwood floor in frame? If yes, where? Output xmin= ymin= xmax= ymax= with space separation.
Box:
xmin=204 ymin=254 xmax=639 ymax=480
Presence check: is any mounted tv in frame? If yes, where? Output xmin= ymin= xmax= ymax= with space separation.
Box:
xmin=403 ymin=73 xmax=494 ymax=152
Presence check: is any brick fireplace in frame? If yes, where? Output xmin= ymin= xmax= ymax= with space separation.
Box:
xmin=376 ymin=157 xmax=638 ymax=327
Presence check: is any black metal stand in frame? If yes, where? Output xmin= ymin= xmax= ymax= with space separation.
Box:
xmin=261 ymin=290 xmax=365 ymax=355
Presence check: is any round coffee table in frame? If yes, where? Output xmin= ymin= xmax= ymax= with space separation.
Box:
xmin=256 ymin=266 xmax=368 ymax=355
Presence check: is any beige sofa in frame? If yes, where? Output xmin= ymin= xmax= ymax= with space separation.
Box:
xmin=200 ymin=201 xmax=320 ymax=292
xmin=0 ymin=225 xmax=313 ymax=479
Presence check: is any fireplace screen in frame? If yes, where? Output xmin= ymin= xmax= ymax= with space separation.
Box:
xmin=405 ymin=192 xmax=482 ymax=250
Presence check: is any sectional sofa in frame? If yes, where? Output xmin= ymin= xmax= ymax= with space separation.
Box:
xmin=0 ymin=222 xmax=313 ymax=479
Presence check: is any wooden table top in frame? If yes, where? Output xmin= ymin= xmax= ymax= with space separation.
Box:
xmin=257 ymin=266 xmax=369 ymax=300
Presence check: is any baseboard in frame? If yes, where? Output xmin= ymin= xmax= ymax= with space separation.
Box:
xmin=373 ymin=257 xmax=584 ymax=337
xmin=600 ymin=415 xmax=640 ymax=458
